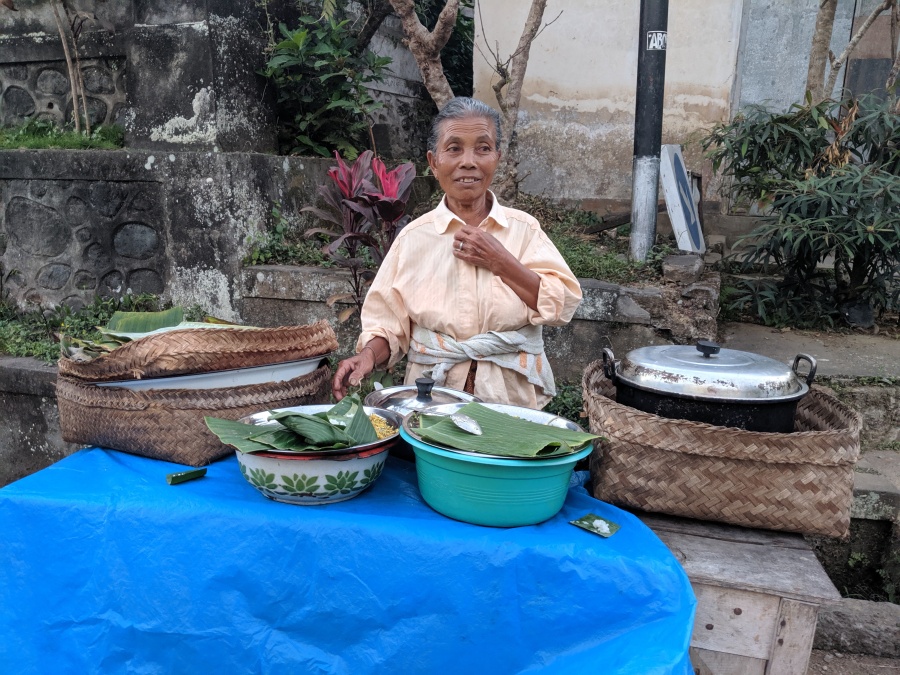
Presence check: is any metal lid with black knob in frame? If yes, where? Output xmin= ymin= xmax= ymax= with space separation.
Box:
xmin=363 ymin=376 xmax=481 ymax=416
xmin=604 ymin=341 xmax=817 ymax=403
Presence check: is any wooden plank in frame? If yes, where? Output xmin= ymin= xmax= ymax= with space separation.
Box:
xmin=648 ymin=528 xmax=841 ymax=604
xmin=689 ymin=584 xmax=779 ymax=659
xmin=691 ymin=647 xmax=766 ymax=675
xmin=635 ymin=512 xmax=811 ymax=551
xmin=766 ymin=599 xmax=819 ymax=675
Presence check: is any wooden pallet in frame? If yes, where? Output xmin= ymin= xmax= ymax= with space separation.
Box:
xmin=636 ymin=512 xmax=841 ymax=675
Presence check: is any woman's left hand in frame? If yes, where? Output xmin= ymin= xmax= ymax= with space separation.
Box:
xmin=452 ymin=225 xmax=510 ymax=274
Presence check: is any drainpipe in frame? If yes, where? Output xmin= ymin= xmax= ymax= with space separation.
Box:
xmin=630 ymin=0 xmax=669 ymax=261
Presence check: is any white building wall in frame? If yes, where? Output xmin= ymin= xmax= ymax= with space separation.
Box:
xmin=472 ymin=0 xmax=859 ymax=209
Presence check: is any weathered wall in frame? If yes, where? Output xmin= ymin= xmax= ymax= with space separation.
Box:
xmin=0 ymin=1 xmax=431 ymax=158
xmin=0 ymin=149 xmax=333 ymax=317
xmin=0 ymin=355 xmax=79 ymax=487
xmin=473 ymin=0 xmax=884 ymax=212
xmin=473 ymin=0 xmax=743 ymax=210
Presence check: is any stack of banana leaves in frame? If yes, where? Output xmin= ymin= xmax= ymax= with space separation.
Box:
xmin=60 ymin=306 xmax=257 ymax=362
xmin=205 ymin=395 xmax=383 ymax=454
xmin=413 ymin=403 xmax=601 ymax=459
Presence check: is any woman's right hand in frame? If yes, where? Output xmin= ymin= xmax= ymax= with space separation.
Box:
xmin=332 ymin=350 xmax=376 ymax=401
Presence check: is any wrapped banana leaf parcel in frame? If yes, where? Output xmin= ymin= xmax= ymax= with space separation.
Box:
xmin=205 ymin=394 xmax=385 ymax=454
xmin=413 ymin=403 xmax=600 ymax=458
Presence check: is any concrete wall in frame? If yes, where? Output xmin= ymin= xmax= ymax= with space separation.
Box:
xmin=472 ymin=0 xmax=885 ymax=213
xmin=473 ymin=0 xmax=744 ymax=210
xmin=0 ymin=0 xmax=432 ymax=159
xmin=0 ymin=149 xmax=331 ymax=317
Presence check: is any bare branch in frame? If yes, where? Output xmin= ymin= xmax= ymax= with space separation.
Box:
xmin=49 ymin=0 xmax=80 ymax=132
xmin=388 ymin=0 xmax=457 ymax=108
xmin=825 ymin=0 xmax=892 ymax=96
xmin=431 ymin=0 xmax=459 ymax=52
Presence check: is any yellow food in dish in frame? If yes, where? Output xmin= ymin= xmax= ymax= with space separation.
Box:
xmin=369 ymin=414 xmax=395 ymax=440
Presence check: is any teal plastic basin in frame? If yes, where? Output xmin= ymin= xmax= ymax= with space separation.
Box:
xmin=400 ymin=427 xmax=593 ymax=527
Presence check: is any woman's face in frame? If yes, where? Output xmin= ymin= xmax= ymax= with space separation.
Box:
xmin=427 ymin=116 xmax=500 ymax=206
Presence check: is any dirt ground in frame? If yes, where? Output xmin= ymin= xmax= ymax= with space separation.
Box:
xmin=807 ymin=650 xmax=900 ymax=674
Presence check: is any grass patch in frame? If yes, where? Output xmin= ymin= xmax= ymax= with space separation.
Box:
xmin=0 ymin=293 xmax=162 ymax=362
xmin=0 ymin=118 xmax=124 ymax=150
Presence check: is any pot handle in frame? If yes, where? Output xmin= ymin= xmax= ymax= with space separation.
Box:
xmin=601 ymin=348 xmax=616 ymax=380
xmin=792 ymin=354 xmax=817 ymax=386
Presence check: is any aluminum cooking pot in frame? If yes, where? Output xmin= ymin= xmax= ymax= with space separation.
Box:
xmin=364 ymin=377 xmax=481 ymax=460
xmin=601 ymin=340 xmax=817 ymax=433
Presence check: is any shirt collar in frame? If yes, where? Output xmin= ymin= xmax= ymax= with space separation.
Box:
xmin=433 ymin=190 xmax=509 ymax=234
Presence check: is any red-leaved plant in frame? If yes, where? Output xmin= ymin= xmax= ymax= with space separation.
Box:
xmin=303 ymin=151 xmax=416 ymax=321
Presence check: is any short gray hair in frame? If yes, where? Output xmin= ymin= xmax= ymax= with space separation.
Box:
xmin=427 ymin=97 xmax=502 ymax=154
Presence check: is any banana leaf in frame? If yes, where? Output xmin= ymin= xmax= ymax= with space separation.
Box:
xmin=279 ymin=393 xmax=378 ymax=445
xmin=247 ymin=427 xmax=350 ymax=452
xmin=415 ymin=403 xmax=600 ymax=458
xmin=263 ymin=412 xmax=354 ymax=446
xmin=100 ymin=321 xmax=261 ymax=342
xmin=204 ymin=416 xmax=350 ymax=454
xmin=106 ymin=306 xmax=184 ymax=333
xmin=204 ymin=417 xmax=280 ymax=454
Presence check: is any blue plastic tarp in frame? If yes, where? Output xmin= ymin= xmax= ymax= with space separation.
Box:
xmin=0 ymin=448 xmax=696 ymax=674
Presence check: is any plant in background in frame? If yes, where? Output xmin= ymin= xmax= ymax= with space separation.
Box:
xmin=245 ymin=203 xmax=332 ymax=267
xmin=704 ymin=95 xmax=900 ymax=328
xmin=303 ymin=151 xmax=416 ymax=321
xmin=263 ymin=16 xmax=392 ymax=158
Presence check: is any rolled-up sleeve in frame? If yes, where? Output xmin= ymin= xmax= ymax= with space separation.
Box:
xmin=523 ymin=229 xmax=582 ymax=326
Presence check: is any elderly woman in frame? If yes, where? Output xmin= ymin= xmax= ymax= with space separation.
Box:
xmin=332 ymin=97 xmax=582 ymax=409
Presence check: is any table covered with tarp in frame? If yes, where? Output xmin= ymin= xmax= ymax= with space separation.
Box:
xmin=0 ymin=447 xmax=696 ymax=674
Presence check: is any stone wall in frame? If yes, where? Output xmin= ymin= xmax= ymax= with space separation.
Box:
xmin=0 ymin=0 xmax=431 ymax=159
xmin=0 ymin=149 xmax=329 ymax=316
xmin=0 ymin=356 xmax=79 ymax=487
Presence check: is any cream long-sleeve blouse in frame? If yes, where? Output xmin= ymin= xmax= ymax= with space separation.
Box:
xmin=357 ymin=193 xmax=582 ymax=409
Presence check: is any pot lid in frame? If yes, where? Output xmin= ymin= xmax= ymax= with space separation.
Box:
xmin=610 ymin=340 xmax=816 ymax=402
xmin=364 ymin=377 xmax=481 ymax=414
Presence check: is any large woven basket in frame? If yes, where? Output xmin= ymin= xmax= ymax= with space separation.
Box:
xmin=583 ymin=359 xmax=862 ymax=538
xmin=57 ymin=365 xmax=332 ymax=466
xmin=58 ymin=320 xmax=339 ymax=382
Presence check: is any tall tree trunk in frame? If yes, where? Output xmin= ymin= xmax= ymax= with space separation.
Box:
xmin=806 ymin=0 xmax=838 ymax=103
xmin=824 ymin=0 xmax=893 ymax=98
xmin=388 ymin=0 xmax=457 ymax=109
xmin=489 ymin=0 xmax=548 ymax=202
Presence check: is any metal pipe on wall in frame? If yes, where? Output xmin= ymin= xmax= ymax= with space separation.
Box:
xmin=630 ymin=0 xmax=669 ymax=261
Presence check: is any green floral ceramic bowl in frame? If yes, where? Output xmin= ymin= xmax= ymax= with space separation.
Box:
xmin=235 ymin=405 xmax=402 ymax=505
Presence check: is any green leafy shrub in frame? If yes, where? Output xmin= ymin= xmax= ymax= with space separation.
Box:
xmin=264 ymin=16 xmax=391 ymax=158
xmin=704 ymin=95 xmax=900 ymax=327
xmin=0 ymin=293 xmax=161 ymax=362
xmin=542 ymin=380 xmax=584 ymax=424
xmin=245 ymin=204 xmax=333 ymax=267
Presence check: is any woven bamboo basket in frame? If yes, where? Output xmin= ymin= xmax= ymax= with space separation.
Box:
xmin=58 ymin=320 xmax=339 ymax=382
xmin=57 ymin=365 xmax=332 ymax=466
xmin=582 ymin=359 xmax=862 ymax=538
